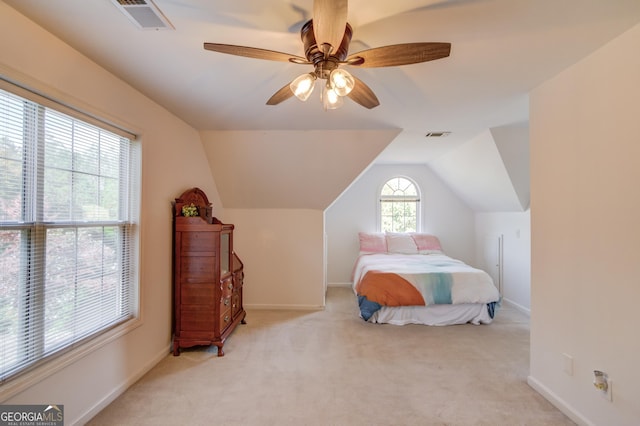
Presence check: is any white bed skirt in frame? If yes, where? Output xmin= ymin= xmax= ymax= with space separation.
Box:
xmin=367 ymin=303 xmax=494 ymax=326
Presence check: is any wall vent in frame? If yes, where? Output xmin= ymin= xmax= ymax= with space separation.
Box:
xmin=425 ymin=132 xmax=451 ymax=138
xmin=111 ymin=0 xmax=174 ymax=30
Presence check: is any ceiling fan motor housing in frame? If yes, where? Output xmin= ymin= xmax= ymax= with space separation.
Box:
xmin=301 ymin=20 xmax=353 ymax=79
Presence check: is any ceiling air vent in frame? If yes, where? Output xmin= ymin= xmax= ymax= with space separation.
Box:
xmin=425 ymin=132 xmax=451 ymax=138
xmin=111 ymin=0 xmax=174 ymax=30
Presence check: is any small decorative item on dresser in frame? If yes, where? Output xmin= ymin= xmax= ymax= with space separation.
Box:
xmin=181 ymin=203 xmax=198 ymax=217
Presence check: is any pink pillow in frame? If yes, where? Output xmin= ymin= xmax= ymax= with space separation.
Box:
xmin=358 ymin=232 xmax=387 ymax=253
xmin=411 ymin=234 xmax=443 ymax=254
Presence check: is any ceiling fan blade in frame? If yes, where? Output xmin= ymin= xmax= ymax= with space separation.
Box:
xmin=313 ymin=0 xmax=348 ymax=55
xmin=346 ymin=42 xmax=451 ymax=68
xmin=347 ymin=76 xmax=379 ymax=109
xmin=204 ymin=43 xmax=308 ymax=64
xmin=266 ymin=82 xmax=295 ymax=106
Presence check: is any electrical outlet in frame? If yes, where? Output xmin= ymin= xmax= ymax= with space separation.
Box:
xmin=594 ymin=371 xmax=613 ymax=402
xmin=562 ymin=353 xmax=573 ymax=376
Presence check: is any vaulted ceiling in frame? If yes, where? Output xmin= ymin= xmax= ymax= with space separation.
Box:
xmin=5 ymin=0 xmax=640 ymax=211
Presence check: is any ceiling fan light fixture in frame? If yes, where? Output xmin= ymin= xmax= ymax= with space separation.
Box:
xmin=329 ymin=68 xmax=355 ymax=97
xmin=290 ymin=73 xmax=317 ymax=101
xmin=203 ymin=0 xmax=451 ymax=110
xmin=322 ymin=83 xmax=343 ymax=110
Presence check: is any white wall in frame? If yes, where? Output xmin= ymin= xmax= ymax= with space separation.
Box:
xmin=491 ymin=122 xmax=530 ymax=211
xmin=529 ymin=23 xmax=640 ymax=426
xmin=0 ymin=5 xmax=221 ymax=424
xmin=325 ymin=163 xmax=476 ymax=285
xmin=475 ymin=211 xmax=531 ymax=312
xmin=225 ymin=208 xmax=325 ymax=309
xmin=430 ymin=130 xmax=525 ymax=212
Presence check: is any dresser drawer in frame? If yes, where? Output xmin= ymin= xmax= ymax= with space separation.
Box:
xmin=231 ymin=293 xmax=241 ymax=318
xmin=234 ymin=270 xmax=244 ymax=286
xmin=221 ymin=277 xmax=233 ymax=297
xmin=220 ymin=296 xmax=231 ymax=312
xmin=219 ymin=308 xmax=232 ymax=332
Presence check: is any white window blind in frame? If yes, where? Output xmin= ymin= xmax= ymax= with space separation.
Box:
xmin=0 ymin=85 xmax=140 ymax=383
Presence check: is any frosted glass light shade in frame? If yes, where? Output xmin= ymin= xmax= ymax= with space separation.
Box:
xmin=322 ymin=84 xmax=343 ymax=110
xmin=290 ymin=73 xmax=317 ymax=101
xmin=329 ymin=69 xmax=355 ymax=96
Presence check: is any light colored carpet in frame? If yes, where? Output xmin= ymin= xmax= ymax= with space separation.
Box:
xmin=88 ymin=287 xmax=574 ymax=425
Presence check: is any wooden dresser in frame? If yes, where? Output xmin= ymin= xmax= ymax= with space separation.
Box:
xmin=172 ymin=188 xmax=246 ymax=356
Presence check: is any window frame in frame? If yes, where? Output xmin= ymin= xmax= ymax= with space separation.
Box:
xmin=377 ymin=175 xmax=422 ymax=233
xmin=0 ymin=78 xmax=142 ymax=399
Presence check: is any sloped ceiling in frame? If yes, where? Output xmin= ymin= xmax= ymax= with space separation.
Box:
xmin=429 ymin=124 xmax=529 ymax=212
xmin=3 ymin=1 xmax=640 ymax=211
xmin=200 ymin=129 xmax=399 ymax=209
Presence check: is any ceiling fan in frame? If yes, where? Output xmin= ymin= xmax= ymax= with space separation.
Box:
xmin=203 ymin=0 xmax=451 ymax=110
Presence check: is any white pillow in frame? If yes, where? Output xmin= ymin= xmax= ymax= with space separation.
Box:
xmin=385 ymin=232 xmax=418 ymax=254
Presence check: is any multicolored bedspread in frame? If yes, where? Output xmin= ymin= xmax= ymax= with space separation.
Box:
xmin=352 ymin=253 xmax=500 ymax=321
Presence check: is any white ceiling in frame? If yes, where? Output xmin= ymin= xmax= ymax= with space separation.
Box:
xmin=4 ymin=0 xmax=640 ymax=210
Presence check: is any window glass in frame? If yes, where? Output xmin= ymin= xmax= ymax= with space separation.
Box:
xmin=380 ymin=177 xmax=420 ymax=233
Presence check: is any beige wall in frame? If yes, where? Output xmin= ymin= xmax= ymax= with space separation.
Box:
xmin=0 ymin=4 xmax=221 ymax=424
xmin=226 ymin=209 xmax=326 ymax=309
xmin=529 ymin=23 xmax=640 ymax=425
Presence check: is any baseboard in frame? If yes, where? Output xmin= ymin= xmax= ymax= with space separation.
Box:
xmin=74 ymin=346 xmax=170 ymax=425
xmin=244 ymin=303 xmax=323 ymax=311
xmin=327 ymin=282 xmax=352 ymax=288
xmin=527 ymin=375 xmax=593 ymax=426
xmin=502 ymin=297 xmax=531 ymax=316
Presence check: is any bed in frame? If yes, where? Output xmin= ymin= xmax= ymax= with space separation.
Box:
xmin=352 ymin=232 xmax=500 ymax=326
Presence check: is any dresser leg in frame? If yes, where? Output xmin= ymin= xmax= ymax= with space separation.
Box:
xmin=217 ymin=345 xmax=225 ymax=357
xmin=172 ymin=342 xmax=180 ymax=356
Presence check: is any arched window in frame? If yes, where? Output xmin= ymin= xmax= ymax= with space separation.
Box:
xmin=379 ymin=176 xmax=420 ymax=233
